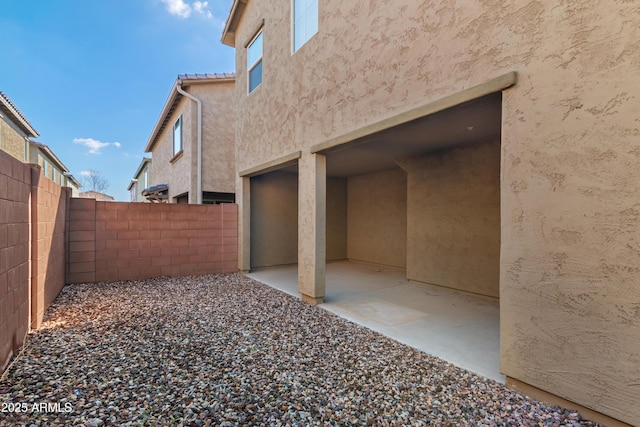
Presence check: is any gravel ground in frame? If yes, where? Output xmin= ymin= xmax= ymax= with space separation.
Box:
xmin=0 ymin=274 xmax=599 ymax=426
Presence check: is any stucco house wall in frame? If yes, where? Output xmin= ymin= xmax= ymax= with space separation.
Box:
xmin=250 ymin=171 xmax=298 ymax=268
xmin=151 ymin=96 xmax=194 ymax=202
xmin=0 ymin=119 xmax=27 ymax=160
xmin=193 ymin=81 xmax=236 ymax=195
xmin=128 ymin=158 xmax=152 ymax=202
xmin=28 ymin=141 xmax=81 ymax=197
xmin=225 ymin=0 xmax=640 ymax=424
xmin=402 ymin=140 xmax=501 ymax=298
xmin=0 ymin=91 xmax=38 ymax=162
xmin=144 ymin=75 xmax=236 ymax=204
xmin=347 ymin=168 xmax=406 ymax=269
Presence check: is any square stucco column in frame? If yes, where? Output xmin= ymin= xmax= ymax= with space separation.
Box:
xmin=238 ymin=176 xmax=251 ymax=273
xmin=298 ymin=153 xmax=326 ymax=304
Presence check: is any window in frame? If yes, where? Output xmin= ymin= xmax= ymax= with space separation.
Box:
xmin=293 ymin=0 xmax=318 ymax=51
xmin=173 ymin=116 xmax=182 ymax=155
xmin=247 ymin=31 xmax=263 ymax=93
xmin=144 ymin=168 xmax=149 ymax=189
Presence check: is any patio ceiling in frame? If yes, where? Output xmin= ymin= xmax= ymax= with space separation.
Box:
xmin=327 ymin=92 xmax=501 ymax=177
xmin=281 ymin=91 xmax=502 ymax=178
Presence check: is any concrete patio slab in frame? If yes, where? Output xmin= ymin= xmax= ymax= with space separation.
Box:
xmin=247 ymin=260 xmax=504 ymax=383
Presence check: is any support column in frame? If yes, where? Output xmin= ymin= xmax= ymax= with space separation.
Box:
xmin=238 ymin=176 xmax=251 ymax=273
xmin=297 ymin=153 xmax=326 ymax=304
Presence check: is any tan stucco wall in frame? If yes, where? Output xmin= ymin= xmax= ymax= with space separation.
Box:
xmin=192 ymin=82 xmax=236 ymax=194
xmin=231 ymin=1 xmax=640 ymax=423
xmin=250 ymin=171 xmax=298 ymax=268
xmin=150 ymin=81 xmax=235 ymax=203
xmin=0 ymin=118 xmax=26 ymax=161
xmin=347 ymin=168 xmax=406 ymax=268
xmin=403 ymin=140 xmax=500 ymax=298
xmin=151 ymin=96 xmax=194 ymax=201
xmin=326 ymin=177 xmax=347 ymax=261
xmin=131 ymin=163 xmax=151 ymax=202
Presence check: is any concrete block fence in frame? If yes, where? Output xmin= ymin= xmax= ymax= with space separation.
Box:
xmin=1 ymin=149 xmax=238 ymax=372
xmin=67 ymin=200 xmax=238 ymax=284
xmin=1 ymin=151 xmax=70 ymax=370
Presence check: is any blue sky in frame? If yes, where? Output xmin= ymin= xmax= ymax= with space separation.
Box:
xmin=1 ymin=0 xmax=235 ymax=201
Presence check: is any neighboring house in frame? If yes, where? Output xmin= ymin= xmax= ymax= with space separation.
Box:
xmin=28 ymin=140 xmax=81 ymax=197
xmin=0 ymin=91 xmax=38 ymax=162
xmin=222 ymin=1 xmax=639 ymax=425
xmin=0 ymin=92 xmax=81 ymax=196
xmin=142 ymin=73 xmax=236 ymax=204
xmin=127 ymin=157 xmax=152 ymax=202
xmin=78 ymin=190 xmax=115 ymax=202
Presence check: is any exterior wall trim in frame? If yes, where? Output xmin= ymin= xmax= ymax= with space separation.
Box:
xmin=239 ymin=150 xmax=302 ymax=177
xmin=243 ymin=19 xmax=266 ymax=48
xmin=311 ymin=71 xmax=517 ymax=154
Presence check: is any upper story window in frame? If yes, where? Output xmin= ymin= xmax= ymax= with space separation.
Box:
xmin=247 ymin=31 xmax=263 ymax=93
xmin=144 ymin=168 xmax=149 ymax=189
xmin=293 ymin=0 xmax=318 ymax=51
xmin=173 ymin=116 xmax=182 ymax=155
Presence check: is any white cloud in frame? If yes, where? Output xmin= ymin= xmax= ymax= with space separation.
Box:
xmin=162 ymin=0 xmax=191 ymax=18
xmin=192 ymin=1 xmax=213 ymax=19
xmin=73 ymin=137 xmax=121 ymax=154
xmin=161 ymin=0 xmax=213 ymax=19
xmin=79 ymin=170 xmax=96 ymax=177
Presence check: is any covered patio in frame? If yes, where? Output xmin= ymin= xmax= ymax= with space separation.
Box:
xmin=248 ymin=260 xmax=502 ymax=382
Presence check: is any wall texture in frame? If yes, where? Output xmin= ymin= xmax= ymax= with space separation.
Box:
xmin=230 ymin=0 xmax=640 ymax=423
xmin=0 ymin=151 xmax=31 ymax=371
xmin=151 ymin=96 xmax=194 ymax=202
xmin=347 ymin=168 xmax=407 ymax=268
xmin=404 ymin=140 xmax=500 ymax=298
xmin=194 ymin=82 xmax=236 ymax=195
xmin=0 ymin=119 xmax=26 ymax=161
xmin=250 ymin=171 xmax=298 ymax=268
xmin=67 ymin=200 xmax=238 ymax=283
xmin=150 ymin=80 xmax=236 ymax=204
xmin=326 ymin=177 xmax=347 ymax=261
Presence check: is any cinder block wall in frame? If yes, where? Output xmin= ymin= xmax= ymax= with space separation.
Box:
xmin=0 ymin=150 xmax=31 ymax=371
xmin=30 ymin=167 xmax=70 ymax=329
xmin=67 ymin=201 xmax=238 ymax=283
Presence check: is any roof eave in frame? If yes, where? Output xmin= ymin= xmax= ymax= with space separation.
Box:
xmin=221 ymin=0 xmax=248 ymax=47
xmin=0 ymin=93 xmax=39 ymax=137
xmin=131 ymin=157 xmax=152 ymax=181
xmin=143 ymin=81 xmax=181 ymax=153
xmin=29 ymin=140 xmax=70 ymax=173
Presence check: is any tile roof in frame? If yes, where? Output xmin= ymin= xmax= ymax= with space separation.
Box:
xmin=0 ymin=91 xmax=39 ymax=137
xmin=178 ymin=73 xmax=235 ymax=81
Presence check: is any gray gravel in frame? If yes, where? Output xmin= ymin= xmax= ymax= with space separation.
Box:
xmin=1 ymin=274 xmax=599 ymax=426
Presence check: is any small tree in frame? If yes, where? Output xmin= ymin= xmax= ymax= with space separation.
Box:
xmin=82 ymin=169 xmax=109 ymax=192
